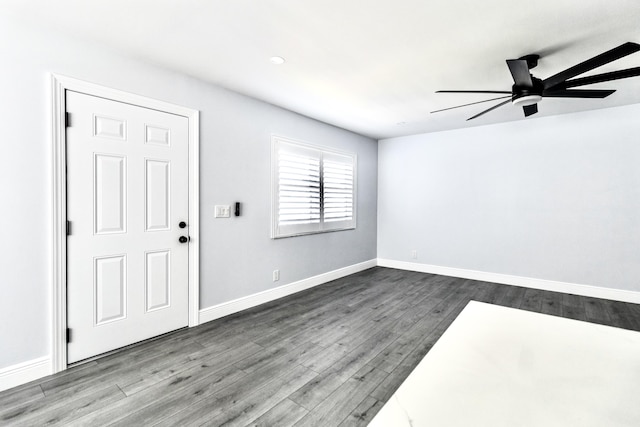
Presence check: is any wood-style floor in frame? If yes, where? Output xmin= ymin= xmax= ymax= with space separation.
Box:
xmin=2 ymin=267 xmax=640 ymax=426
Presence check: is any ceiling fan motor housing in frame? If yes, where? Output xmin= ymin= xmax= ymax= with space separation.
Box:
xmin=512 ymin=76 xmax=543 ymax=106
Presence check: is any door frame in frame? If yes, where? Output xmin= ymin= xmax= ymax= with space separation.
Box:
xmin=51 ymin=73 xmax=200 ymax=373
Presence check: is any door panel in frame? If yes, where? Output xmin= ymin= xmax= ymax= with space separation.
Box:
xmin=94 ymin=255 xmax=127 ymax=324
xmin=145 ymin=159 xmax=170 ymax=231
xmin=66 ymin=91 xmax=189 ymax=363
xmin=94 ymin=115 xmax=127 ymax=140
xmin=145 ymin=250 xmax=171 ymax=312
xmin=94 ymin=154 xmax=127 ymax=234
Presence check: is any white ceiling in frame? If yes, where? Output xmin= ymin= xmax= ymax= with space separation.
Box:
xmin=6 ymin=0 xmax=640 ymax=139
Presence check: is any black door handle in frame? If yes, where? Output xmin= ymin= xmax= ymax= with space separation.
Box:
xmin=179 ymin=236 xmax=189 ymax=243
xmin=179 ymin=221 xmax=187 ymax=229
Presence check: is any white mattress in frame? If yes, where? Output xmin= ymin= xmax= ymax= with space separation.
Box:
xmin=369 ymin=301 xmax=640 ymax=427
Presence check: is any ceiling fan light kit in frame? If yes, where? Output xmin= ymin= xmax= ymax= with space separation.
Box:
xmin=512 ymin=94 xmax=542 ymax=107
xmin=434 ymin=42 xmax=640 ymax=120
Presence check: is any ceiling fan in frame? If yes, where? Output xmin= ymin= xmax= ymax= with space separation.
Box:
xmin=433 ymin=42 xmax=640 ymax=121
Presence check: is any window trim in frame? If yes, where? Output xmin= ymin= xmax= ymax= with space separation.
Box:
xmin=271 ymin=135 xmax=357 ymax=239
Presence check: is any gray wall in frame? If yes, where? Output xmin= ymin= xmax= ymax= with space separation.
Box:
xmin=378 ymin=104 xmax=640 ymax=292
xmin=0 ymin=18 xmax=377 ymax=369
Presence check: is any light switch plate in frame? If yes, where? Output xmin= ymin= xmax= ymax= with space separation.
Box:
xmin=214 ymin=205 xmax=231 ymax=218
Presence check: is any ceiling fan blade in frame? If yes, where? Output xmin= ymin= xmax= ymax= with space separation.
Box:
xmin=436 ymin=90 xmax=511 ymax=94
xmin=430 ymin=95 xmax=512 ymax=114
xmin=543 ymin=42 xmax=640 ymax=90
xmin=523 ymin=104 xmax=538 ymax=117
xmin=543 ymin=89 xmax=616 ymax=98
xmin=466 ymin=99 xmax=512 ymax=121
xmin=507 ymin=59 xmax=533 ymax=87
xmin=560 ymin=67 xmax=640 ymax=89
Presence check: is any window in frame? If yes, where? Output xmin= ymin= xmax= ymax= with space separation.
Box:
xmin=271 ymin=136 xmax=356 ymax=238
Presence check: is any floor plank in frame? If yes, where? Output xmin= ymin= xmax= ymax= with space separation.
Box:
xmin=539 ymin=290 xmax=563 ymax=316
xmin=293 ymin=364 xmax=388 ymax=427
xmin=561 ymin=293 xmax=588 ymax=321
xmin=0 ymin=383 xmax=44 ymax=414
xmin=338 ymin=395 xmax=383 ymax=427
xmin=519 ymin=287 xmax=544 ymax=312
xmin=290 ymin=328 xmax=398 ymax=410
xmin=0 ymin=384 xmax=124 ymax=426
xmin=583 ymin=297 xmax=612 ymax=325
xmin=153 ymin=360 xmax=315 ymax=426
xmin=206 ymin=365 xmax=316 ymax=426
xmin=247 ymin=398 xmax=309 ymax=427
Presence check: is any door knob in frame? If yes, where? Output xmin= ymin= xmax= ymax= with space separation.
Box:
xmin=179 ymin=221 xmax=187 ymax=229
xmin=179 ymin=236 xmax=189 ymax=243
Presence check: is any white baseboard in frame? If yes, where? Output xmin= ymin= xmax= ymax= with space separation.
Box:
xmin=377 ymin=259 xmax=640 ymax=305
xmin=199 ymin=259 xmax=378 ymax=324
xmin=0 ymin=356 xmax=51 ymax=392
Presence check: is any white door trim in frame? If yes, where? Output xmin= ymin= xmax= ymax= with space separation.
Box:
xmin=51 ymin=73 xmax=200 ymax=373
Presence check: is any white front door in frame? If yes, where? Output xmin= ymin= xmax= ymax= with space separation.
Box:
xmin=66 ymin=91 xmax=190 ymax=363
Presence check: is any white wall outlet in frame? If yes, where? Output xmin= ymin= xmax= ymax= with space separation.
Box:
xmin=273 ymin=269 xmax=280 ymax=282
xmin=214 ymin=205 xmax=231 ymax=218
xmin=411 ymin=250 xmax=417 ymax=259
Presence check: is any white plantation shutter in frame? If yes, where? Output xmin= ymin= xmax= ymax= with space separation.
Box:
xmin=323 ymin=152 xmax=354 ymax=229
xmin=278 ymin=149 xmax=321 ymax=227
xmin=272 ymin=137 xmax=356 ymax=238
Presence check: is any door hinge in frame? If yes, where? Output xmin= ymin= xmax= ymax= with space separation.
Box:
xmin=66 ymin=328 xmax=72 ymax=343
xmin=66 ymin=220 xmax=72 ymax=236
xmin=65 ymin=112 xmax=71 ymax=128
